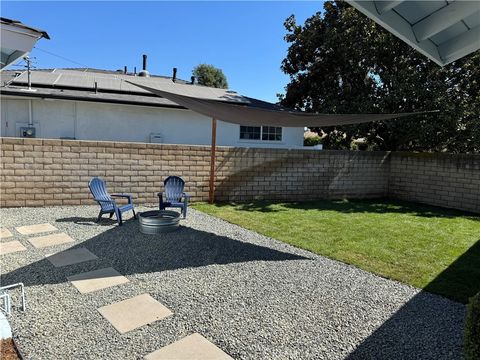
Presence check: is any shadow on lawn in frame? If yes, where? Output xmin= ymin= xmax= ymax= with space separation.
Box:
xmin=0 ymin=217 xmax=310 ymax=287
xmin=347 ymin=239 xmax=480 ymax=359
xmin=213 ymin=199 xmax=479 ymax=220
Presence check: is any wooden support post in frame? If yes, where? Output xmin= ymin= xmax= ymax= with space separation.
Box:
xmin=208 ymin=118 xmax=217 ymax=204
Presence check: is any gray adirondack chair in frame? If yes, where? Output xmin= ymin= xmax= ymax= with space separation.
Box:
xmin=158 ymin=176 xmax=190 ymax=218
xmin=88 ymin=177 xmax=136 ymax=226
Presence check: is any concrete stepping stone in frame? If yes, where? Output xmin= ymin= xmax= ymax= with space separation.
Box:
xmin=67 ymin=267 xmax=129 ymax=294
xmin=16 ymin=223 xmax=57 ymax=235
xmin=144 ymin=333 xmax=233 ymax=360
xmin=46 ymin=247 xmax=98 ymax=267
xmin=98 ymin=293 xmax=173 ymax=334
xmin=28 ymin=233 xmax=74 ymax=249
xmin=0 ymin=241 xmax=27 ymax=255
xmin=0 ymin=228 xmax=13 ymax=239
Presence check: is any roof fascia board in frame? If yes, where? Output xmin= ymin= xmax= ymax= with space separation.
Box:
xmin=1 ymin=23 xmax=44 ymax=39
xmin=1 ymin=26 xmax=43 ymax=52
xmin=0 ymin=19 xmax=49 ymax=39
xmin=347 ymin=0 xmax=444 ymax=66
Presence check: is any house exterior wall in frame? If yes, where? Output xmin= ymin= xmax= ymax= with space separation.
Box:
xmin=0 ymin=97 xmax=304 ymax=148
xmin=2 ymin=137 xmax=478 ymax=213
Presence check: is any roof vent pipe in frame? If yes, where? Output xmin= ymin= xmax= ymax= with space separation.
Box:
xmin=172 ymin=67 xmax=177 ymax=82
xmin=134 ymin=66 xmax=137 ymax=75
xmin=124 ymin=66 xmax=127 ymax=74
xmin=139 ymin=54 xmax=150 ymax=77
xmin=191 ymin=76 xmax=195 ymax=85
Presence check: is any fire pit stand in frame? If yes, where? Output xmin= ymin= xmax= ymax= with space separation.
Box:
xmin=138 ymin=210 xmax=180 ymax=234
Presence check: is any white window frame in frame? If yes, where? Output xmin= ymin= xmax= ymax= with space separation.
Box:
xmin=239 ymin=125 xmax=283 ymax=142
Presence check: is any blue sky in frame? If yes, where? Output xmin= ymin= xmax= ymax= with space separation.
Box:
xmin=2 ymin=1 xmax=323 ymax=102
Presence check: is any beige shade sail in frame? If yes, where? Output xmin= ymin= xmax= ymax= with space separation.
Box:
xmin=127 ymin=81 xmax=436 ymax=128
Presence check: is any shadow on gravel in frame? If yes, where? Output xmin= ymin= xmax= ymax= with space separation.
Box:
xmin=56 ymin=217 xmax=117 ymax=226
xmin=346 ymin=240 xmax=480 ymax=359
xmin=346 ymin=291 xmax=466 ymax=360
xmin=1 ymin=217 xmax=310 ymax=287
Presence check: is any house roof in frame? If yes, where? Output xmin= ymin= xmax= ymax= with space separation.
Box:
xmin=1 ymin=68 xmax=435 ymax=127
xmin=0 ymin=68 xmax=257 ymax=109
xmin=347 ymin=1 xmax=480 ymax=66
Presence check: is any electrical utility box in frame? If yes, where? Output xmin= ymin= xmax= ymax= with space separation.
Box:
xmin=20 ymin=126 xmax=36 ymax=138
xmin=149 ymin=133 xmax=163 ymax=143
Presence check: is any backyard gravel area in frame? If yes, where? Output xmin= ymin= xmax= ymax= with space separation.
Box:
xmin=0 ymin=205 xmax=466 ymax=359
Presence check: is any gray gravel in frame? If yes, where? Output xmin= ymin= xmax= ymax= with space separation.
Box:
xmin=0 ymin=205 xmax=465 ymax=360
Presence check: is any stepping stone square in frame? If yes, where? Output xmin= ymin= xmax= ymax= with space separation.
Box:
xmin=145 ymin=333 xmax=233 ymax=360
xmin=16 ymin=223 xmax=57 ymax=235
xmin=98 ymin=293 xmax=173 ymax=334
xmin=0 ymin=241 xmax=27 ymax=255
xmin=0 ymin=228 xmax=13 ymax=239
xmin=46 ymin=247 xmax=98 ymax=267
xmin=67 ymin=267 xmax=129 ymax=294
xmin=28 ymin=233 xmax=74 ymax=249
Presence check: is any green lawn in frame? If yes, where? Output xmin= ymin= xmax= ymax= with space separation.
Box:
xmin=193 ymin=199 xmax=480 ymax=303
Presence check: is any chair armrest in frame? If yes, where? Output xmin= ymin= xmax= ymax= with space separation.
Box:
xmin=182 ymin=192 xmax=190 ymax=198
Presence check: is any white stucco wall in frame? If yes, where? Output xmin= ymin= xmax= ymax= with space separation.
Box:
xmin=0 ymin=97 xmax=304 ymax=148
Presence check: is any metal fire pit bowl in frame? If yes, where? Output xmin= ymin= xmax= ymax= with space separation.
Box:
xmin=138 ymin=210 xmax=180 ymax=234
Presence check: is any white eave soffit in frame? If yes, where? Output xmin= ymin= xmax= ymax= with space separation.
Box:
xmin=347 ymin=0 xmax=480 ymax=66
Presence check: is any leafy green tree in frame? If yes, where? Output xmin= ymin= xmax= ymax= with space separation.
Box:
xmin=193 ymin=64 xmax=228 ymax=89
xmin=280 ymin=1 xmax=479 ymax=153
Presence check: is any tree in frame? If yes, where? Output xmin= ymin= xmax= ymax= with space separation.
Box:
xmin=193 ymin=64 xmax=228 ymax=89
xmin=280 ymin=1 xmax=479 ymax=153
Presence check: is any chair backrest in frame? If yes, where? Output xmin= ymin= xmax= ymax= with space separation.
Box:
xmin=164 ymin=176 xmax=185 ymax=202
xmin=88 ymin=177 xmax=113 ymax=211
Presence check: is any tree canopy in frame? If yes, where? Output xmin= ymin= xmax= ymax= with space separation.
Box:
xmin=193 ymin=64 xmax=228 ymax=89
xmin=280 ymin=1 xmax=479 ymax=153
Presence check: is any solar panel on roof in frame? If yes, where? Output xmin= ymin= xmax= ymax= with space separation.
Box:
xmin=9 ymin=68 xmax=250 ymax=103
xmin=13 ymin=71 xmax=60 ymax=85
xmin=131 ymin=79 xmax=250 ymax=103
xmin=55 ymin=74 xmax=94 ymax=88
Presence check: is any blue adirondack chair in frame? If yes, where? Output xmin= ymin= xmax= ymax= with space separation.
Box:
xmin=158 ymin=176 xmax=190 ymax=218
xmin=88 ymin=177 xmax=136 ymax=226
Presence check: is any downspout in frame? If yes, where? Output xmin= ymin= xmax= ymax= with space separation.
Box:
xmin=28 ymin=99 xmax=33 ymax=126
xmin=73 ymin=101 xmax=77 ymax=139
xmin=208 ymin=118 xmax=217 ymax=204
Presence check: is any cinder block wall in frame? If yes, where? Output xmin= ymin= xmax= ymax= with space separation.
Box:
xmin=1 ymin=137 xmax=478 ymax=213
xmin=0 ymin=138 xmax=389 ymax=207
xmin=389 ymin=152 xmax=480 ymax=213
xmin=0 ymin=138 xmax=212 ymax=207
xmin=214 ymin=147 xmax=389 ymax=201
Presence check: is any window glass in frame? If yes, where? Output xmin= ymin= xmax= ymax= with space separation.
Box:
xmin=240 ymin=126 xmax=261 ymax=140
xmin=262 ymin=126 xmax=282 ymax=141
xmin=239 ymin=126 xmax=282 ymax=141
